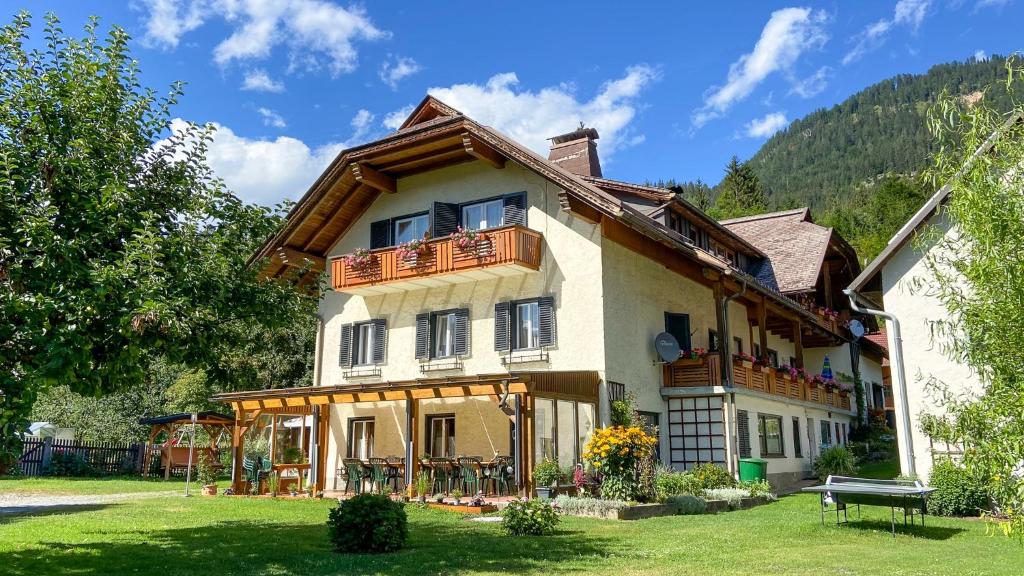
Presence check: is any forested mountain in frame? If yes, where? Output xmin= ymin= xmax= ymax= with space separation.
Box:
xmin=749 ymin=55 xmax=1014 ymax=210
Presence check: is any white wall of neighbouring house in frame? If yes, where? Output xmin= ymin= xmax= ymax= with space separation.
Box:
xmin=880 ymin=212 xmax=983 ymax=481
xmin=318 ymin=160 xmax=607 ymax=387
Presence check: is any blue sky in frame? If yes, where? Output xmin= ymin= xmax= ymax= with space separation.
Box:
xmin=30 ymin=1 xmax=1024 ymax=206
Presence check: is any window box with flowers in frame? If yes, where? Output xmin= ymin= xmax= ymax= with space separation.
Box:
xmin=396 ymin=238 xmax=432 ymax=267
xmin=449 ymin=227 xmax=490 ymax=255
xmin=343 ymin=247 xmax=375 ymax=273
xmin=733 ymin=352 xmax=757 ymax=369
xmin=678 ymin=347 xmax=709 ymax=364
xmin=837 ymin=380 xmax=854 ymax=398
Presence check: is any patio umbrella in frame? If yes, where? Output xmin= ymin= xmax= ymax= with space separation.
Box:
xmin=821 ymin=356 xmax=833 ymax=380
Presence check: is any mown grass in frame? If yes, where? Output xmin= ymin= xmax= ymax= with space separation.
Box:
xmin=0 ymin=476 xmax=187 ymax=496
xmin=1 ymin=478 xmax=1020 ymax=575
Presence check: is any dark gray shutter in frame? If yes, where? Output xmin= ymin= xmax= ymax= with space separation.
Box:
xmin=494 ymin=302 xmax=510 ymax=352
xmin=792 ymin=417 xmax=802 ymax=457
xmin=414 ymin=313 xmax=430 ymax=360
xmin=538 ymin=296 xmax=556 ymax=347
xmin=371 ymin=319 xmax=387 ymax=364
xmin=432 ymin=202 xmax=460 ymax=236
xmin=454 ymin=308 xmax=470 ymax=356
xmin=737 ymin=410 xmax=751 ymax=459
xmin=503 ymin=193 xmax=526 ymax=226
xmin=339 ymin=324 xmax=353 ymax=368
xmin=664 ymin=313 xmax=691 ymax=351
xmin=370 ymin=219 xmax=391 ymax=249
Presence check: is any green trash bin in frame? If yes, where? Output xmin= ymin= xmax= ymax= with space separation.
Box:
xmin=738 ymin=458 xmax=768 ymax=482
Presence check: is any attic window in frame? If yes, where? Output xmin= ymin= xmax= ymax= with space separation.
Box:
xmin=710 ymin=240 xmax=738 ymax=267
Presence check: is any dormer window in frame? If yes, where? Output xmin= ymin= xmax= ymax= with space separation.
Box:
xmin=462 ymin=199 xmax=504 ymax=230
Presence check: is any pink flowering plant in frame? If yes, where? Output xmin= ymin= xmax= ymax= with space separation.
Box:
xmin=449 ymin=226 xmax=487 ymax=252
xmin=734 ymin=351 xmax=757 ymax=363
xmin=396 ymin=239 xmax=431 ymax=264
xmin=343 ymin=247 xmax=374 ymax=272
xmin=682 ymin=347 xmax=708 ymax=360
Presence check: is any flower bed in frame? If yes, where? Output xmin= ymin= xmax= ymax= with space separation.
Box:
xmin=426 ymin=502 xmax=498 ymax=514
xmin=551 ymin=494 xmax=773 ymax=520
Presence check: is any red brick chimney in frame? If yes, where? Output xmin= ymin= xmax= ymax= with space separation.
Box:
xmin=547 ymin=124 xmax=602 ymax=177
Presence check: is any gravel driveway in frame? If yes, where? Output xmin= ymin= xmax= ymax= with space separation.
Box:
xmin=0 ymin=490 xmax=178 ymax=515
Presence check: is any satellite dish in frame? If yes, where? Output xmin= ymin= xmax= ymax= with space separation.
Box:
xmin=654 ymin=332 xmax=681 ymax=363
xmin=848 ymin=319 xmax=865 ymax=339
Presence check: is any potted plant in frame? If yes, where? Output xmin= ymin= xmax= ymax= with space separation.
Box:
xmin=414 ymin=471 xmax=431 ymax=504
xmin=343 ymin=247 xmax=374 ymax=272
xmin=450 ymin=488 xmax=463 ymax=505
xmin=434 ymin=492 xmax=445 ymax=503
xmin=195 ymin=453 xmax=218 ymax=496
xmin=397 ymin=238 xmax=431 ymax=266
xmin=533 ymin=458 xmax=564 ymax=499
xmin=449 ymin=227 xmax=487 ymax=254
xmin=266 ymin=471 xmax=279 ymax=497
xmin=734 ymin=351 xmax=756 ymax=368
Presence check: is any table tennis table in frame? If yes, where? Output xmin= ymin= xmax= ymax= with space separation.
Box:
xmin=802 ymin=475 xmax=937 ymax=537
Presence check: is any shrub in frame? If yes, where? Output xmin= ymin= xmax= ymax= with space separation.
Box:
xmin=195 ymin=453 xmax=218 ymax=487
xmin=502 ymin=498 xmax=559 ymax=536
xmin=654 ymin=466 xmax=701 ymax=501
xmin=609 ymin=393 xmax=637 ymax=427
xmin=928 ymin=460 xmax=989 ymax=517
xmin=582 ymin=425 xmax=658 ymax=502
xmin=533 ymin=459 xmax=565 ymax=487
xmin=703 ymin=487 xmax=751 ymax=510
xmin=552 ymin=495 xmax=630 ymax=517
xmin=327 ymin=494 xmax=408 ymax=553
xmin=813 ymin=446 xmax=858 ymax=481
xmin=691 ymin=463 xmax=735 ymax=490
xmin=739 ymin=479 xmax=776 ymax=500
xmin=667 ymin=494 xmax=707 ymax=515
xmin=46 ymin=450 xmax=94 ymax=476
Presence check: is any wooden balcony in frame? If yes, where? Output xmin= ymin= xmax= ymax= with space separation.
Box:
xmin=331 ymin=225 xmax=543 ymax=295
xmin=663 ymin=353 xmax=853 ymax=412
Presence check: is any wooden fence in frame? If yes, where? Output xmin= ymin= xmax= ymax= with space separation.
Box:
xmin=18 ymin=437 xmax=146 ymax=477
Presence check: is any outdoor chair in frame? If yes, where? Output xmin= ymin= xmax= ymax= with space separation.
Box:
xmin=368 ymin=457 xmax=400 ymax=494
xmin=341 ymin=458 xmax=366 ymax=494
xmin=495 ymin=455 xmax=514 ymax=496
xmin=429 ymin=457 xmax=455 ymax=494
xmin=456 ymin=456 xmax=483 ymax=495
xmin=242 ymin=455 xmax=271 ymax=494
xmin=385 ymin=456 xmax=405 ymax=492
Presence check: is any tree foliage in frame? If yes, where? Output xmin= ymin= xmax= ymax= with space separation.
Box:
xmin=917 ymin=59 xmax=1024 ymax=536
xmin=709 ymin=156 xmax=768 ymax=219
xmin=0 ymin=13 xmax=316 ymax=459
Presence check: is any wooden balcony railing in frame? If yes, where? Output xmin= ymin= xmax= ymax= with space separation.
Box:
xmin=663 ymin=353 xmax=853 ymax=412
xmin=331 ymin=225 xmax=542 ymax=293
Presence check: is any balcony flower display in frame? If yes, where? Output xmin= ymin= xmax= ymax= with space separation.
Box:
xmin=779 ymin=364 xmax=799 ymax=380
xmin=396 ymin=238 xmax=431 ymax=265
xmin=449 ymin=226 xmax=487 ymax=253
xmin=837 ymin=380 xmax=855 ymax=395
xmin=343 ymin=247 xmax=374 ymax=272
xmin=682 ymin=347 xmax=708 ymax=360
xmin=734 ymin=351 xmax=757 ymax=365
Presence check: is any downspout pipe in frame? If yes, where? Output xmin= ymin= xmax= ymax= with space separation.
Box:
xmin=844 ymin=289 xmax=916 ymax=477
xmin=720 ymin=274 xmax=748 ymax=387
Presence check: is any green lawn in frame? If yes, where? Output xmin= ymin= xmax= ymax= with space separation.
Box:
xmin=0 ymin=476 xmax=187 ymax=496
xmin=1 ymin=480 xmax=1020 ymax=575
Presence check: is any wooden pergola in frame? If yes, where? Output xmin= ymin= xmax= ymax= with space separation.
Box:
xmin=138 ymin=411 xmax=235 ymax=479
xmin=212 ymin=371 xmax=600 ymax=497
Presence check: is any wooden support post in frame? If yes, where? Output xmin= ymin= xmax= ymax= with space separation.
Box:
xmin=793 ymin=321 xmax=804 ymax=369
xmin=757 ymin=301 xmax=769 ymax=362
xmin=316 ymin=406 xmax=328 ymax=493
xmin=405 ymin=398 xmax=420 ymax=497
xmin=713 ymin=282 xmax=730 ymax=386
xmin=231 ymin=411 xmax=245 ymax=494
xmin=523 ymin=393 xmax=535 ymax=497
xmin=822 ymin=260 xmax=833 ymax=310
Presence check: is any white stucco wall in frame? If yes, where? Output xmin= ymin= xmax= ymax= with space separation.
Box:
xmin=880 ymin=212 xmax=983 ymax=481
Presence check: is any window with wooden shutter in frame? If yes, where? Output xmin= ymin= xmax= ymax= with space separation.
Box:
xmin=339 ymin=324 xmax=353 ymax=368
xmin=371 ymin=319 xmax=386 ymax=364
xmin=414 ymin=313 xmax=430 ymax=360
xmin=737 ymin=409 xmax=751 ymax=458
xmin=664 ymin=313 xmax=691 ymax=351
xmin=538 ymin=296 xmax=556 ymax=347
xmin=494 ymin=302 xmax=510 ymax=351
xmin=432 ymin=202 xmax=460 ymax=237
xmin=454 ymin=308 xmax=470 ymax=356
xmin=502 ymin=192 xmax=527 ymax=226
xmin=369 ymin=220 xmax=391 ymax=249
xmin=792 ymin=417 xmax=803 ymax=457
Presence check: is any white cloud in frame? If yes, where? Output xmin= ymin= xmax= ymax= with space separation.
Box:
xmin=257 ymin=107 xmax=287 ymax=129
xmin=843 ymin=0 xmax=932 ymax=65
xmin=975 ymin=49 xmax=988 ymax=61
xmin=241 ymin=69 xmax=285 ymax=92
xmin=790 ymin=66 xmax=831 ymax=98
xmin=744 ymin=112 xmax=789 ymax=138
xmin=379 ymin=55 xmax=422 ymax=90
xmin=137 ymin=0 xmax=389 ymax=76
xmin=975 ymin=0 xmax=1012 ymax=9
xmin=342 ymin=109 xmax=376 ymax=147
xmin=407 ymin=65 xmax=659 ymax=158
xmin=382 ymin=104 xmax=415 ymax=130
xmin=692 ymin=8 xmax=828 ymax=128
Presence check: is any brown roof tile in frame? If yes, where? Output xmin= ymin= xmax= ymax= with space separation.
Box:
xmin=720 ymin=208 xmax=831 ymax=294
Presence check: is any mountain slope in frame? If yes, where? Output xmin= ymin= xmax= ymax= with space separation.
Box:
xmin=749 ymin=56 xmax=1014 ymax=210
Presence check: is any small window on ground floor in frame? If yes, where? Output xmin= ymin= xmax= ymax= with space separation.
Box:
xmin=347 ymin=418 xmax=374 ymax=460
xmin=426 ymin=414 xmax=455 ymax=458
xmin=792 ymin=417 xmax=803 ymax=458
xmin=667 ymin=396 xmax=726 ymax=470
xmin=758 ymin=414 xmax=784 ymax=457
xmin=820 ymin=419 xmax=832 ymax=448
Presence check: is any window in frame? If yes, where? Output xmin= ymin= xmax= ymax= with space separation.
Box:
xmin=836 ymin=422 xmax=844 ymax=446
xmin=667 ymin=211 xmax=685 ymax=234
xmin=426 ymin=415 xmax=455 ymax=457
xmin=347 ymin=418 xmax=374 ymax=459
xmin=664 ymin=313 xmax=692 ymax=351
xmin=637 ymin=411 xmax=660 ymax=459
xmin=708 ymin=329 xmax=720 ymax=352
xmin=686 ymin=221 xmax=700 ymax=245
xmin=461 ymin=199 xmax=505 ymax=230
xmin=354 ymin=322 xmax=375 ymax=366
xmin=733 ymin=336 xmax=743 ymax=355
xmin=515 ymin=301 xmax=540 ymax=350
xmin=758 ymin=414 xmax=784 ymax=457
xmin=393 ymin=213 xmax=429 ymax=244
xmin=767 ymin=349 xmax=779 ymax=368
xmin=820 ymin=420 xmax=832 ymax=447
xmin=433 ymin=312 xmax=456 ymax=358
xmin=534 ymin=398 xmax=595 ymax=466
xmin=789 ymin=356 xmax=797 ymax=369
xmin=792 ymin=417 xmax=803 ymax=457
xmin=668 ymin=396 xmax=726 ymax=470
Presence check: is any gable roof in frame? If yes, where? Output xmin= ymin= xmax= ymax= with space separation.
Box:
xmin=847 ymin=111 xmax=1024 ymax=295
xmin=720 ymin=208 xmax=832 ymax=293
